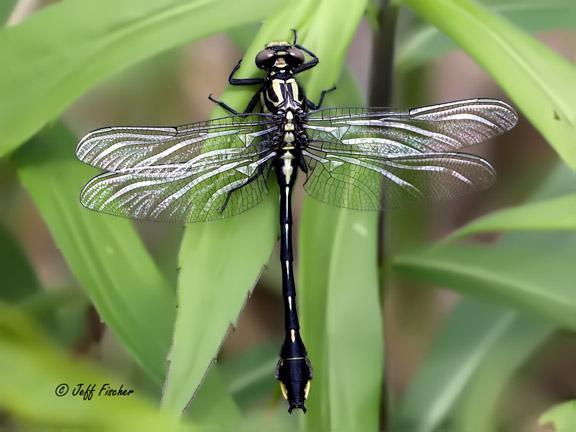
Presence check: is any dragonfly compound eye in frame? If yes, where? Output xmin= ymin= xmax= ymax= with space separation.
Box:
xmin=255 ymin=48 xmax=276 ymax=69
xmin=287 ymin=47 xmax=305 ymax=66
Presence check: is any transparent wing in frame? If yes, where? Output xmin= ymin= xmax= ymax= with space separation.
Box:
xmin=305 ymin=99 xmax=517 ymax=154
xmin=302 ymin=150 xmax=495 ymax=210
xmin=80 ymin=147 xmax=276 ymax=223
xmin=76 ymin=114 xmax=275 ymax=172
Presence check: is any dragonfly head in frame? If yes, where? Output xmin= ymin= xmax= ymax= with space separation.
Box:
xmin=276 ymin=357 xmax=312 ymax=413
xmin=256 ymin=41 xmax=305 ymax=71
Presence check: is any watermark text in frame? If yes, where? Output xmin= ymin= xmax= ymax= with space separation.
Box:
xmin=54 ymin=383 xmax=134 ymax=400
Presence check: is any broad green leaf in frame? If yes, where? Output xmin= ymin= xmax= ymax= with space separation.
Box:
xmin=185 ymin=367 xmax=243 ymax=430
xmin=391 ymin=298 xmax=552 ymax=432
xmin=13 ymin=124 xmax=175 ymax=382
xmin=397 ymin=0 xmax=576 ymax=71
xmin=162 ymin=0 xmax=318 ymax=414
xmin=399 ymin=0 xmax=576 ymax=169
xmin=0 ymin=223 xmax=40 ymax=302
xmin=0 ymin=305 xmax=185 ymax=431
xmin=540 ymin=400 xmax=576 ymax=432
xmin=394 ymin=242 xmax=576 ymax=330
xmin=444 ymin=192 xmax=576 ymax=241
xmin=162 ymin=195 xmax=277 ymax=412
xmin=0 ymin=0 xmax=282 ymax=157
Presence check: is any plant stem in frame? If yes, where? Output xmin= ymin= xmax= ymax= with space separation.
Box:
xmin=368 ymin=1 xmax=399 ymax=429
xmin=369 ymin=1 xmax=398 ymax=107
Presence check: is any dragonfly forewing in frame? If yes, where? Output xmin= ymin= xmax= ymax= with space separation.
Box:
xmin=76 ymin=115 xmax=275 ymax=172
xmin=305 ymin=99 xmax=517 ymax=154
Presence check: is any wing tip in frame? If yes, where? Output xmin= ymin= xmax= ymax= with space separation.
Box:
xmin=475 ymin=98 xmax=519 ymax=130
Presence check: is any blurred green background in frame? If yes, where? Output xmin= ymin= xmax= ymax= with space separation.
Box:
xmin=0 ymin=0 xmax=575 ymax=431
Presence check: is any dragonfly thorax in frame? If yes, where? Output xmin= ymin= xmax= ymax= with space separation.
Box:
xmin=261 ymin=76 xmax=305 ymax=114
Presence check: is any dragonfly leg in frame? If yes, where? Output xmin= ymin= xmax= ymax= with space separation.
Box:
xmin=219 ymin=164 xmax=266 ymax=213
xmin=243 ymin=89 xmax=262 ymax=113
xmin=306 ymin=85 xmax=337 ymax=110
xmin=297 ymin=148 xmax=309 ymax=174
xmin=294 ymin=43 xmax=319 ymax=75
xmin=228 ymin=60 xmax=266 ymax=86
xmin=208 ymin=94 xmax=239 ymax=115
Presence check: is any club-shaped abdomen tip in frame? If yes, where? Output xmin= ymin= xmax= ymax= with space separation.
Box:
xmin=276 ymin=357 xmax=312 ymax=413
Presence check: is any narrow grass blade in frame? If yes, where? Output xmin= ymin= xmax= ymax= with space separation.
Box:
xmin=325 ymin=210 xmax=383 ymax=430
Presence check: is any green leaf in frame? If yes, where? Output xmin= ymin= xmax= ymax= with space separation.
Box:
xmin=394 ymin=242 xmax=576 ymax=330
xmin=13 ymin=124 xmax=175 ymax=382
xmin=392 ymin=298 xmax=552 ymax=432
xmin=161 ymin=196 xmax=277 ymax=412
xmin=0 ymin=223 xmax=40 ymax=302
xmin=0 ymin=305 xmax=185 ymax=431
xmin=0 ymin=0 xmax=282 ymax=157
xmin=399 ymin=0 xmax=576 ymax=169
xmin=540 ymin=400 xmax=576 ymax=432
xmin=444 ymin=192 xmax=576 ymax=241
xmin=323 ymin=209 xmax=383 ymax=430
xmin=185 ymin=367 xmax=243 ymax=430
xmin=397 ymin=0 xmax=576 ymax=71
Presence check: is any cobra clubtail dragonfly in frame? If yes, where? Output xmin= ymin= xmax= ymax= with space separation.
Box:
xmin=76 ymin=30 xmax=517 ymax=412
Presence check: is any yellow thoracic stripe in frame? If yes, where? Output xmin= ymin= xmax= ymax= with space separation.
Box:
xmin=271 ymin=79 xmax=284 ymax=107
xmin=287 ymin=78 xmax=299 ymax=102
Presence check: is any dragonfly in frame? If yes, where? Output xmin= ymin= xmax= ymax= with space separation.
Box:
xmin=76 ymin=30 xmax=517 ymax=413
